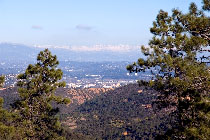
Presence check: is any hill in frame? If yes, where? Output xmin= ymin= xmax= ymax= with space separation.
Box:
xmin=0 ymin=43 xmax=40 ymax=62
xmin=0 ymin=87 xmax=111 ymax=113
xmin=65 ymin=84 xmax=172 ymax=140
xmin=0 ymin=84 xmax=173 ymax=139
xmin=55 ymin=87 xmax=113 ymax=114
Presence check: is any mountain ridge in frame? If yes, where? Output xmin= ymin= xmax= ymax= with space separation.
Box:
xmin=0 ymin=43 xmax=141 ymax=62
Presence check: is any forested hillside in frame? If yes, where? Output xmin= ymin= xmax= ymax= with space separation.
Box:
xmin=0 ymin=87 xmax=112 ymax=113
xmin=0 ymin=84 xmax=174 ymax=139
xmin=65 ymin=84 xmax=173 ymax=139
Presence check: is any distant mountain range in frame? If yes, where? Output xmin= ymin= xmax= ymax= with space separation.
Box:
xmin=0 ymin=43 xmax=40 ymax=62
xmin=0 ymin=43 xmax=142 ymax=62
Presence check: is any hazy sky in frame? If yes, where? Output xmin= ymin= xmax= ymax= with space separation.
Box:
xmin=0 ymin=0 xmax=202 ymax=46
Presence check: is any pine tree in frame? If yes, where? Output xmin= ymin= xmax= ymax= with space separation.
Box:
xmin=0 ymin=76 xmax=4 ymax=88
xmin=0 ymin=98 xmax=22 ymax=140
xmin=0 ymin=75 xmax=23 ymax=139
xmin=13 ymin=49 xmax=70 ymax=140
xmin=127 ymin=0 xmax=210 ymax=139
xmin=0 ymin=74 xmax=14 ymax=140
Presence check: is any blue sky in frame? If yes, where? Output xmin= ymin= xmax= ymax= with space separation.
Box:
xmin=0 ymin=0 xmax=202 ymax=47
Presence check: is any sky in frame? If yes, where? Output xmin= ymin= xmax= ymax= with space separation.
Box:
xmin=0 ymin=0 xmax=203 ymax=48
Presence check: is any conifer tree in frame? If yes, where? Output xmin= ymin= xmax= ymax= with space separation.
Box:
xmin=0 ymin=98 xmax=20 ymax=140
xmin=0 ymin=75 xmax=14 ymax=140
xmin=127 ymin=0 xmax=209 ymax=139
xmin=0 ymin=75 xmax=23 ymax=139
xmin=14 ymin=49 xmax=70 ymax=140
xmin=0 ymin=76 xmax=4 ymax=88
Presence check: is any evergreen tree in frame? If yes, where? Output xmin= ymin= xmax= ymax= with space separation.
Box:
xmin=0 ymin=75 xmax=14 ymax=140
xmin=0 ymin=74 xmax=23 ymax=139
xmin=127 ymin=0 xmax=209 ymax=139
xmin=0 ymin=98 xmax=23 ymax=140
xmin=0 ymin=76 xmax=4 ymax=88
xmin=13 ymin=49 xmax=70 ymax=140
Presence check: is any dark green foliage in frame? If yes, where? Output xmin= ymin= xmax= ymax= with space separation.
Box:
xmin=202 ymin=0 xmax=210 ymax=11
xmin=0 ymin=97 xmax=16 ymax=140
xmin=0 ymin=73 xmax=14 ymax=139
xmin=127 ymin=0 xmax=210 ymax=139
xmin=69 ymin=84 xmax=172 ymax=139
xmin=0 ymin=75 xmax=4 ymax=88
xmin=61 ymin=125 xmax=94 ymax=140
xmin=0 ymin=73 xmax=23 ymax=139
xmin=13 ymin=49 xmax=70 ymax=140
